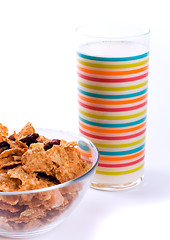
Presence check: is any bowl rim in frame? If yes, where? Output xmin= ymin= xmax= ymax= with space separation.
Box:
xmin=0 ymin=129 xmax=99 ymax=195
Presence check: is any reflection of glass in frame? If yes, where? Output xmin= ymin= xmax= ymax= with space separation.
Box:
xmin=78 ymin=140 xmax=93 ymax=170
xmin=76 ymin=24 xmax=150 ymax=191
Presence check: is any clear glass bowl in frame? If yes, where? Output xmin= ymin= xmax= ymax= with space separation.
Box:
xmin=0 ymin=129 xmax=99 ymax=238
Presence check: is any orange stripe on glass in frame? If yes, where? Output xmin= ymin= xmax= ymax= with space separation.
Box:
xmin=77 ymin=65 xmax=149 ymax=76
xmin=79 ymin=121 xmax=146 ymax=134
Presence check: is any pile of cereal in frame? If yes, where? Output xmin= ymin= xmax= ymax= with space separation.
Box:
xmin=0 ymin=122 xmax=87 ymax=231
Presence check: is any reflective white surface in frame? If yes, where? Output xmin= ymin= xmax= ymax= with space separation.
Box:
xmin=0 ymin=0 xmax=170 ymax=239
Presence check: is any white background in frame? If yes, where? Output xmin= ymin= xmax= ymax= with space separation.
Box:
xmin=0 ymin=0 xmax=170 ymax=239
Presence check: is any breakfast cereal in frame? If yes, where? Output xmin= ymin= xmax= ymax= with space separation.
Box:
xmin=0 ymin=122 xmax=87 ymax=231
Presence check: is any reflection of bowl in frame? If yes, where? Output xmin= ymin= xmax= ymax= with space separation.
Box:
xmin=0 ymin=129 xmax=99 ymax=238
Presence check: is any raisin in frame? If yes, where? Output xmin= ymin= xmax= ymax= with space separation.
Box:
xmin=8 ymin=135 xmax=15 ymax=141
xmin=0 ymin=141 xmax=10 ymax=149
xmin=44 ymin=139 xmax=60 ymax=151
xmin=44 ymin=142 xmax=53 ymax=151
xmin=51 ymin=139 xmax=60 ymax=145
xmin=20 ymin=133 xmax=39 ymax=147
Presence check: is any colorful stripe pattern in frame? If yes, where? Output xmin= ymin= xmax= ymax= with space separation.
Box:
xmin=77 ymin=42 xmax=149 ymax=183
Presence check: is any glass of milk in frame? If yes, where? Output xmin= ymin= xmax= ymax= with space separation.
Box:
xmin=76 ymin=23 xmax=150 ymax=191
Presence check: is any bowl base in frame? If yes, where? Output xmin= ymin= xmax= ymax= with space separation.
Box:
xmin=0 ymin=219 xmax=64 ymax=239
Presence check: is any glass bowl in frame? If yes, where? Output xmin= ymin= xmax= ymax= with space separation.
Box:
xmin=0 ymin=129 xmax=99 ymax=238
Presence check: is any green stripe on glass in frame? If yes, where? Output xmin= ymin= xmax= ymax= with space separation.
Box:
xmin=78 ymin=80 xmax=148 ymax=91
xmin=79 ymin=109 xmax=147 ymax=120
xmin=77 ymin=58 xmax=149 ymax=69
xmin=94 ymin=136 xmax=145 ymax=148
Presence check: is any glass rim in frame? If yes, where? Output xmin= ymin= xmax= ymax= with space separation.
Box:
xmin=0 ymin=129 xmax=99 ymax=196
xmin=76 ymin=23 xmax=150 ymax=40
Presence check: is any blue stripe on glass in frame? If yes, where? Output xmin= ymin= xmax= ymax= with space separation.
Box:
xmin=99 ymin=144 xmax=145 ymax=156
xmin=77 ymin=51 xmax=149 ymax=62
xmin=78 ymin=88 xmax=148 ymax=99
xmin=79 ymin=116 xmax=147 ymax=128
